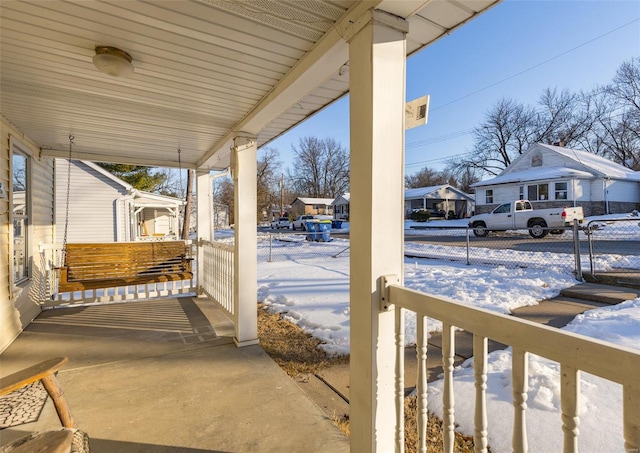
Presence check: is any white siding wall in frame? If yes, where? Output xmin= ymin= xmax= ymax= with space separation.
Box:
xmin=607 ymin=180 xmax=640 ymax=203
xmin=55 ymin=160 xmax=127 ymax=243
xmin=1 ymin=118 xmax=54 ymax=352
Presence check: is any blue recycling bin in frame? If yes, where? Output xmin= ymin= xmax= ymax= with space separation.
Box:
xmin=317 ymin=220 xmax=332 ymax=242
xmin=305 ymin=220 xmax=319 ymax=241
xmin=331 ymin=220 xmax=343 ymax=229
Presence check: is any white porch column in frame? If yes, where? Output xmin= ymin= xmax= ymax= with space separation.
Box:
xmin=196 ymin=169 xmax=212 ymax=296
xmin=232 ymin=134 xmax=259 ymax=347
xmin=346 ymin=9 xmax=408 ymax=452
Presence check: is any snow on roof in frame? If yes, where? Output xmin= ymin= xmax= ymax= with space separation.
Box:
xmin=472 ymin=166 xmax=594 ymax=187
xmin=540 ymin=143 xmax=640 ymax=179
xmin=331 ymin=193 xmax=350 ymax=204
xmin=404 ymin=185 xmax=447 ymax=199
xmin=295 ymin=197 xmax=335 ymax=205
xmin=404 ymin=184 xmax=474 ymax=201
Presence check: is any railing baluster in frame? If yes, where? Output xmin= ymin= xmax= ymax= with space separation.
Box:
xmin=561 ymin=364 xmax=580 ymax=452
xmin=442 ymin=322 xmax=455 ymax=453
xmin=417 ymin=315 xmax=428 ymax=453
xmin=395 ymin=305 xmax=405 ymax=452
xmin=624 ymin=383 xmax=640 ymax=451
xmin=474 ymin=334 xmax=488 ymax=453
xmin=512 ymin=347 xmax=528 ymax=453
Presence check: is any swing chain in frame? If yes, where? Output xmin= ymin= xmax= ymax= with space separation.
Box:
xmin=178 ymin=147 xmax=184 ymax=197
xmin=61 ymin=135 xmax=74 ymax=265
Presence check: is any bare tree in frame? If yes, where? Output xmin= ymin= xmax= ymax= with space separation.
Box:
xmin=600 ymin=57 xmax=640 ymax=169
xmin=288 ymin=136 xmax=349 ymax=198
xmin=405 ymin=166 xmax=449 ymax=188
xmin=465 ymin=98 xmax=537 ymax=176
xmin=534 ymin=88 xmax=595 ymax=148
xmin=256 ymin=147 xmax=282 ymax=220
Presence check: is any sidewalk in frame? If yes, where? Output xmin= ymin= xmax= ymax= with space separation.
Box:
xmin=297 ymin=282 xmax=640 ymax=420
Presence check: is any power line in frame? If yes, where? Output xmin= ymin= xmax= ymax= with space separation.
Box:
xmin=429 ymin=18 xmax=639 ymax=113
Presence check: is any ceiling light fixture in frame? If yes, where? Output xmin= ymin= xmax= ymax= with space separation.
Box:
xmin=93 ymin=46 xmax=134 ymax=77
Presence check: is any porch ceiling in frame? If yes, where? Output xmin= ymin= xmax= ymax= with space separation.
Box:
xmin=1 ymin=0 xmax=499 ymax=171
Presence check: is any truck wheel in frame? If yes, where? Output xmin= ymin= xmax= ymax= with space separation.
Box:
xmin=473 ymin=222 xmax=489 ymax=237
xmin=529 ymin=221 xmax=548 ymax=238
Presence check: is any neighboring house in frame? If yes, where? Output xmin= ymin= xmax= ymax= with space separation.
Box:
xmin=290 ymin=197 xmax=334 ymax=218
xmin=332 ymin=193 xmax=350 ymax=220
xmin=55 ymin=159 xmax=185 ymax=242
xmin=404 ymin=184 xmax=475 ymax=218
xmin=472 ymin=143 xmax=640 ymax=216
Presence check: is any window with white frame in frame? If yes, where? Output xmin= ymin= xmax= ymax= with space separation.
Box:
xmin=519 ymin=186 xmax=524 ymax=200
xmin=527 ymin=183 xmax=549 ymax=201
xmin=555 ymin=182 xmax=568 ymax=200
xmin=12 ymin=149 xmax=29 ymax=283
xmin=485 ymin=189 xmax=494 ymax=204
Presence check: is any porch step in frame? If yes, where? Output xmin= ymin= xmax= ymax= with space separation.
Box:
xmin=560 ymin=282 xmax=640 ymax=305
xmin=582 ymin=270 xmax=640 ymax=290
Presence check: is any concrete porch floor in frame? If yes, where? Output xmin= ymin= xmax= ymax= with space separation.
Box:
xmin=0 ymin=297 xmax=349 ymax=452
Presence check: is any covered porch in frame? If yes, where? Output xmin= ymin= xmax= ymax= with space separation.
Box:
xmin=4 ymin=1 xmax=639 ymax=451
xmin=1 ymin=296 xmax=348 ymax=452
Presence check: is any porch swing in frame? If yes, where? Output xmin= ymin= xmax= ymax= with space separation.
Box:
xmin=55 ymin=137 xmax=193 ymax=293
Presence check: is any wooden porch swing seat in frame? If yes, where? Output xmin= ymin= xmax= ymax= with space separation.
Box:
xmin=56 ymin=241 xmax=193 ymax=293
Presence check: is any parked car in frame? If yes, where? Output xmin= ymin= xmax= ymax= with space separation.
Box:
xmin=270 ymin=217 xmax=291 ymax=229
xmin=291 ymin=215 xmax=315 ymax=230
xmin=468 ymin=200 xmax=584 ymax=238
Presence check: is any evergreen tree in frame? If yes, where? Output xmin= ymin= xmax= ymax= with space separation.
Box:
xmin=96 ymin=163 xmax=167 ymax=192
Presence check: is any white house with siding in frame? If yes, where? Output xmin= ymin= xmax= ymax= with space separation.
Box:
xmin=472 ymin=143 xmax=640 ymax=216
xmin=54 ymin=159 xmax=185 ymax=243
xmin=404 ymin=184 xmax=475 ymax=218
xmin=332 ymin=192 xmax=350 ymax=220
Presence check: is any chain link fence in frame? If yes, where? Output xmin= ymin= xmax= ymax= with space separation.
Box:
xmin=258 ymin=217 xmax=640 ymax=286
xmin=257 ymin=231 xmax=350 ymax=263
xmin=583 ymin=218 xmax=640 ymax=283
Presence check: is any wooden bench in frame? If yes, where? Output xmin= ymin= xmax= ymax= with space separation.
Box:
xmin=0 ymin=357 xmax=90 ymax=452
xmin=56 ymin=241 xmax=193 ymax=293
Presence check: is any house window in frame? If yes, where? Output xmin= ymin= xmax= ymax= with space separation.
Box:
xmin=485 ymin=189 xmax=493 ymax=204
xmin=527 ymin=183 xmax=549 ymax=201
xmin=555 ymin=182 xmax=568 ymax=200
xmin=519 ymin=186 xmax=524 ymax=200
xmin=12 ymin=150 xmax=29 ymax=283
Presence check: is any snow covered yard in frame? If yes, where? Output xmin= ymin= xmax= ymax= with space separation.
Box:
xmin=250 ymin=217 xmax=640 ymax=453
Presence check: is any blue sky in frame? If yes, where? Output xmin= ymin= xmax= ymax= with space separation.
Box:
xmin=266 ymin=0 xmax=640 ymax=175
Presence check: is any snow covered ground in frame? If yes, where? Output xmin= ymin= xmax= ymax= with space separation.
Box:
xmin=233 ymin=212 xmax=639 ymax=452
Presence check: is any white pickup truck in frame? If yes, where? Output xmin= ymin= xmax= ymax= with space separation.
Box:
xmin=469 ymin=200 xmax=584 ymax=238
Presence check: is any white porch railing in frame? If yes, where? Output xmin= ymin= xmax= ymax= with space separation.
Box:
xmin=199 ymin=239 xmax=235 ymax=317
xmin=383 ymin=278 xmax=640 ymax=452
xmin=38 ymin=243 xmax=195 ymax=307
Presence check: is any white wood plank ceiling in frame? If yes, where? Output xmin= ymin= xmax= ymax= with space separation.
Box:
xmin=1 ymin=0 xmax=500 ymax=171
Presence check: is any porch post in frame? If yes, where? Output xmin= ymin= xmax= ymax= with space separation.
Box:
xmin=232 ymin=134 xmax=259 ymax=347
xmin=346 ymin=9 xmax=408 ymax=452
xmin=196 ymin=169 xmax=212 ymax=296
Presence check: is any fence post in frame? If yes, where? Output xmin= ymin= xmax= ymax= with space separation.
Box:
xmin=268 ymin=234 xmax=273 ymax=263
xmin=587 ymin=221 xmax=596 ymax=278
xmin=466 ymin=226 xmax=470 ymax=266
xmin=572 ymin=219 xmax=583 ymax=282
